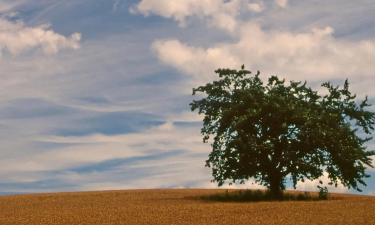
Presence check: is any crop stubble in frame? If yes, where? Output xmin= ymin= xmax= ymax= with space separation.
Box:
xmin=0 ymin=189 xmax=373 ymax=225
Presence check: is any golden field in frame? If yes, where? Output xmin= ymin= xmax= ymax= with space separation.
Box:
xmin=0 ymin=189 xmax=374 ymax=225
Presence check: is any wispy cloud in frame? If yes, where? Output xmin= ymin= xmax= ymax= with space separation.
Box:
xmin=0 ymin=0 xmax=26 ymax=13
xmin=0 ymin=116 xmax=211 ymax=192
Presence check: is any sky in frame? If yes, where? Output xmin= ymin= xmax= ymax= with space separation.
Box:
xmin=0 ymin=0 xmax=375 ymax=195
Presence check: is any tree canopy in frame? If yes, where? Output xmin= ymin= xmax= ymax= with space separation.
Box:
xmin=190 ymin=66 xmax=375 ymax=196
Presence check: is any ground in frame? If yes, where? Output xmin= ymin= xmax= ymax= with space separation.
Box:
xmin=0 ymin=189 xmax=373 ymax=225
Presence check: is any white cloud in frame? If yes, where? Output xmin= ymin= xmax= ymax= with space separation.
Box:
xmin=275 ymin=0 xmax=288 ymax=8
xmin=131 ymin=0 xmax=243 ymax=32
xmin=296 ymin=172 xmax=347 ymax=193
xmin=131 ymin=0 xmax=294 ymax=32
xmin=152 ymin=39 xmax=238 ymax=84
xmin=152 ymin=23 xmax=375 ymax=84
xmin=247 ymin=2 xmax=265 ymax=13
xmin=0 ymin=18 xmax=81 ymax=57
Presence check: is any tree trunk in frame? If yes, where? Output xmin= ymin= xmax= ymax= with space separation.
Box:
xmin=269 ymin=172 xmax=284 ymax=199
xmin=268 ymin=143 xmax=285 ymax=199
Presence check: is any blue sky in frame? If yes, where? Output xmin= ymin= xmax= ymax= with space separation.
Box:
xmin=0 ymin=0 xmax=375 ymax=194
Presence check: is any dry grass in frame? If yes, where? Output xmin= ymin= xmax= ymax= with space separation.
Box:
xmin=0 ymin=189 xmax=374 ymax=225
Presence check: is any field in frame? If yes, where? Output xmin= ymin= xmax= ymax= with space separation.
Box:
xmin=0 ymin=189 xmax=374 ymax=225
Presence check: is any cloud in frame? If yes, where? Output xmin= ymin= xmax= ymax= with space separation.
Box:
xmin=55 ymin=111 xmax=164 ymax=136
xmin=1 ymin=117 xmax=270 ymax=192
xmin=296 ymin=172 xmax=347 ymax=193
xmin=0 ymin=0 xmax=25 ymax=13
xmin=152 ymin=38 xmax=236 ymax=84
xmin=131 ymin=0 xmax=243 ymax=32
xmin=0 ymin=27 xmax=194 ymax=192
xmin=247 ymin=2 xmax=265 ymax=13
xmin=0 ymin=117 xmax=210 ymax=192
xmin=152 ymin=23 xmax=375 ymax=84
xmin=131 ymin=0 xmax=294 ymax=32
xmin=0 ymin=18 xmax=81 ymax=56
xmin=275 ymin=0 xmax=288 ymax=8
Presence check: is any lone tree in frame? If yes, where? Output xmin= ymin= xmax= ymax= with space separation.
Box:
xmin=191 ymin=66 xmax=375 ymax=197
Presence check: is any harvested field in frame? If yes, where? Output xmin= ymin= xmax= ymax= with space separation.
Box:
xmin=0 ymin=189 xmax=374 ymax=225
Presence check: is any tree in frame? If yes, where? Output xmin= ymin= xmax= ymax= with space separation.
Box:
xmin=190 ymin=66 xmax=375 ymax=197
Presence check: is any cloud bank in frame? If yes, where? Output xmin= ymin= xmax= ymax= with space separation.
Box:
xmin=153 ymin=23 xmax=375 ymax=84
xmin=138 ymin=0 xmax=374 ymax=87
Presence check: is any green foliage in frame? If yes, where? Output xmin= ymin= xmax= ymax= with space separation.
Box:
xmin=190 ymin=65 xmax=375 ymax=195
